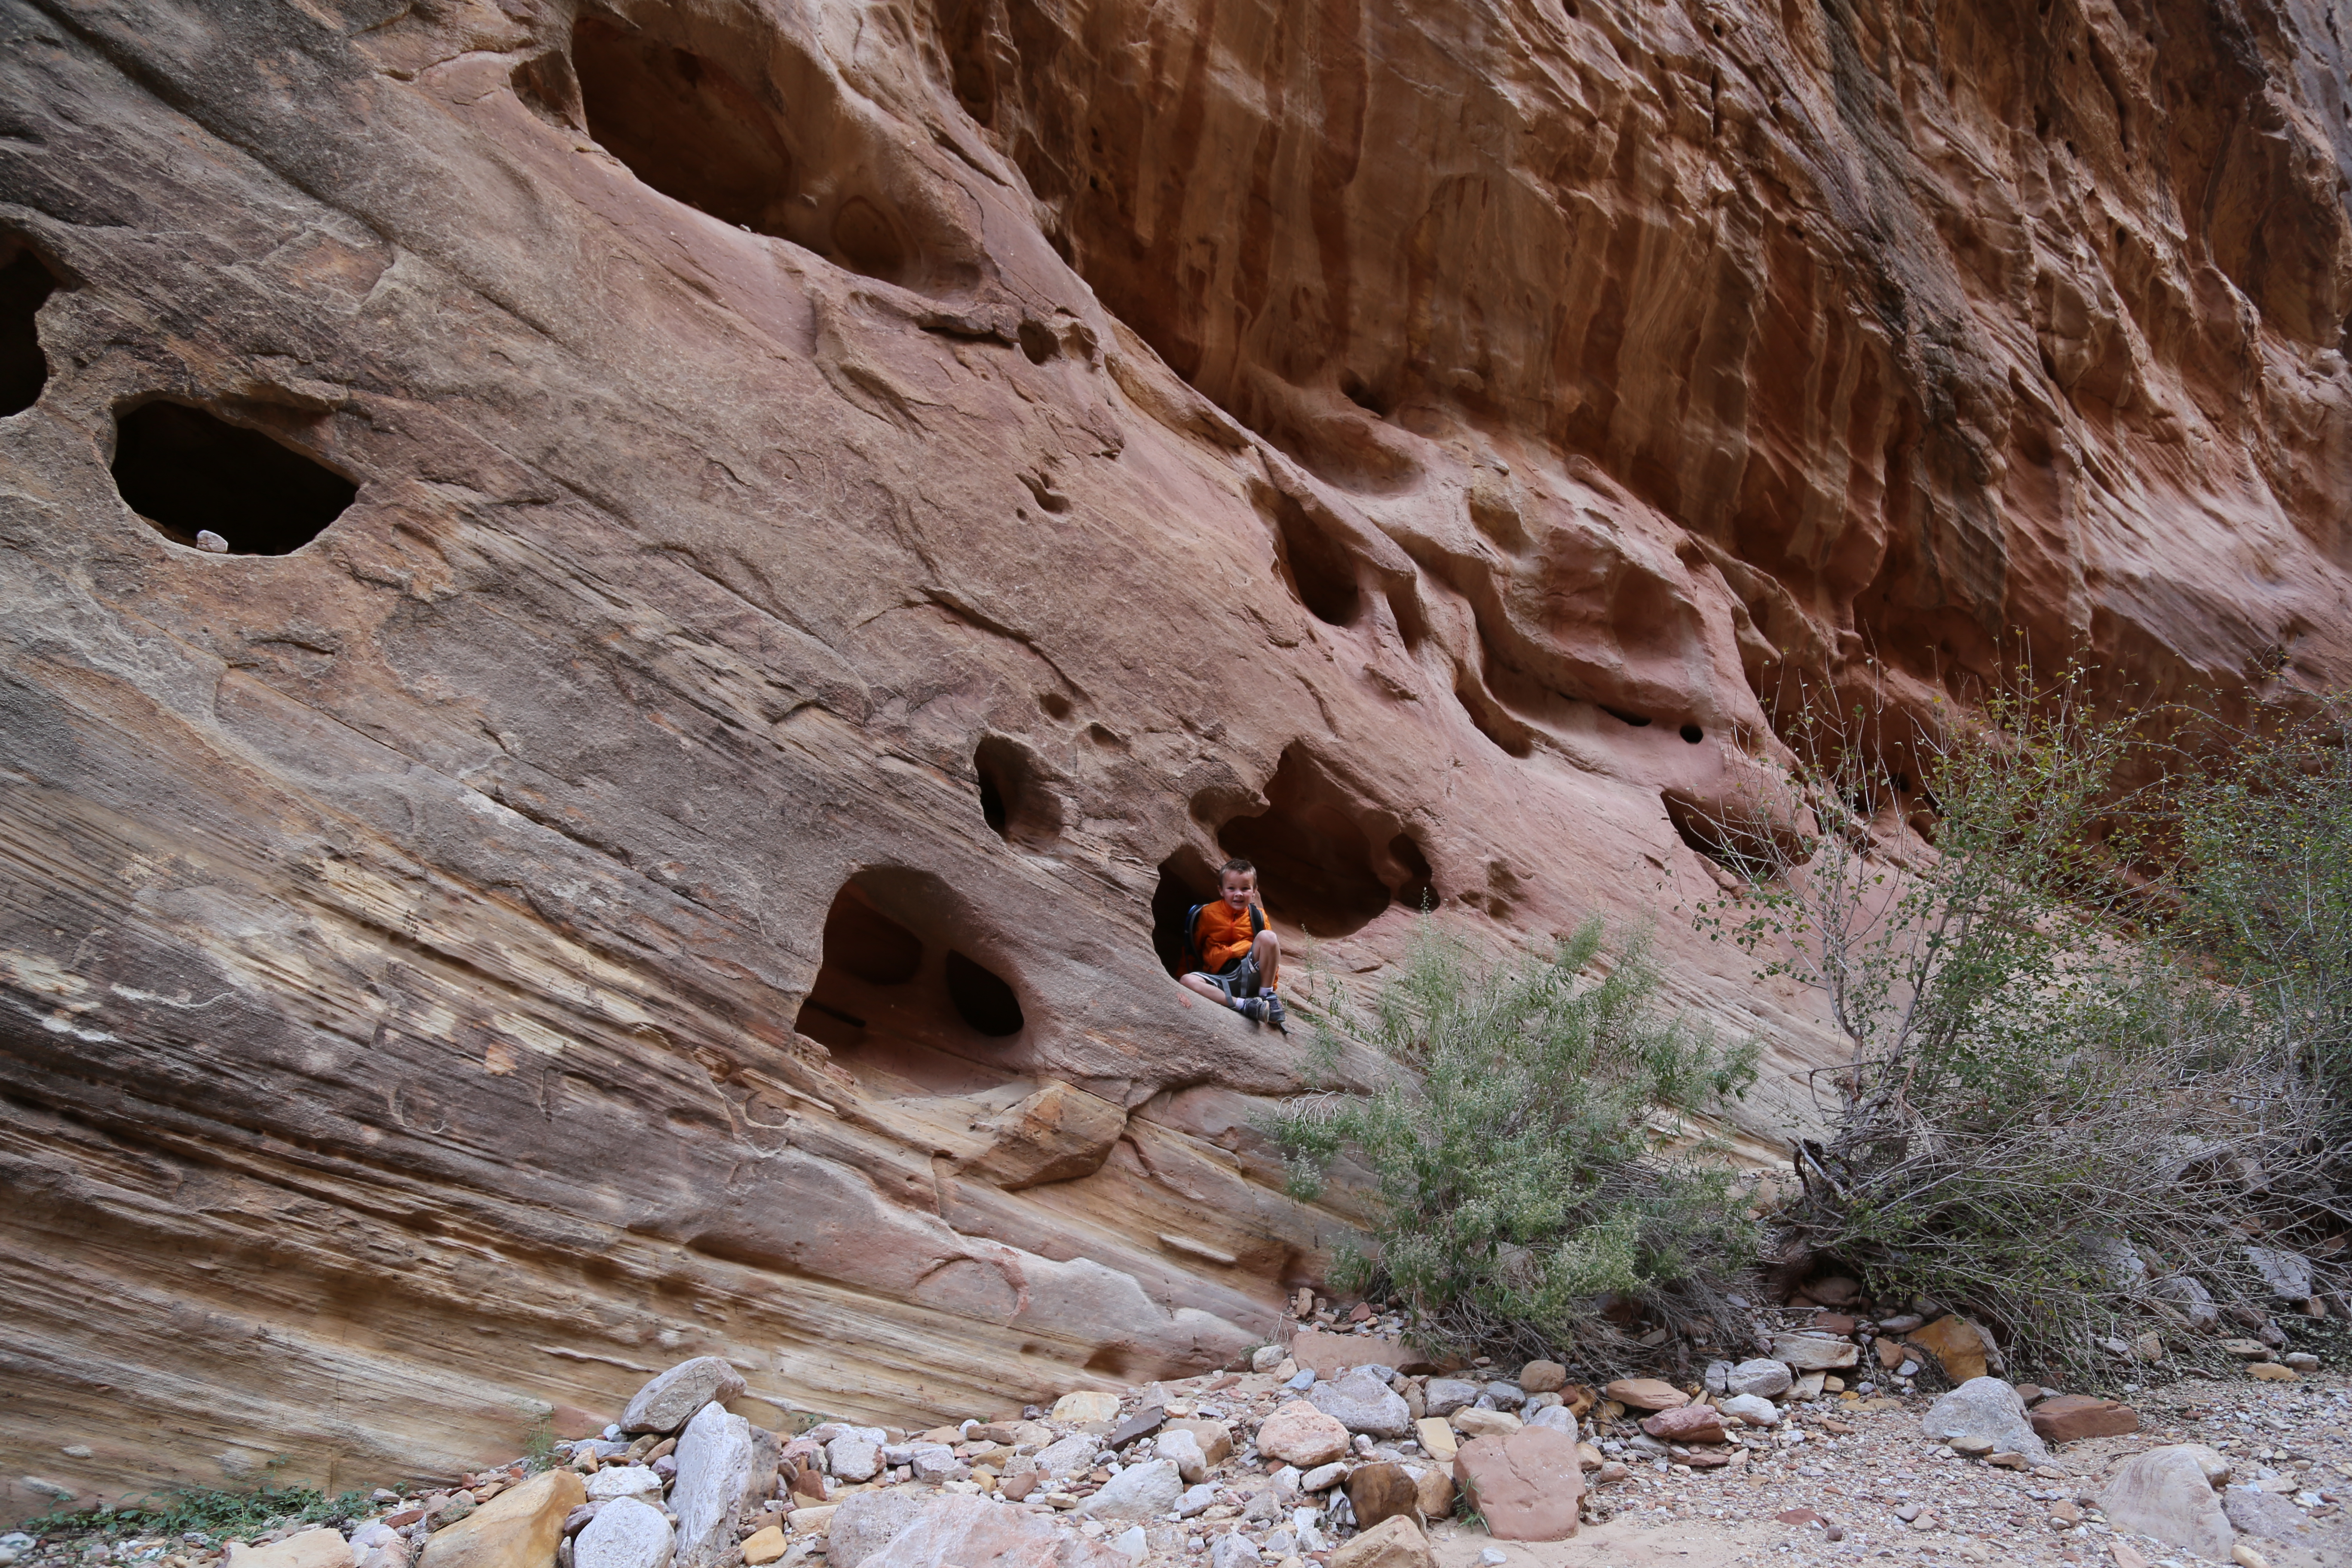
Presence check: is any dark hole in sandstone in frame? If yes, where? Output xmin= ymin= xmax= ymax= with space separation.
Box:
xmin=511 ymin=49 xmax=585 ymax=130
xmin=793 ymin=876 xmax=1028 ymax=1062
xmin=831 ymin=196 xmax=910 ymax=279
xmin=974 ymin=734 xmax=1062 ymax=849
xmin=112 ymin=401 xmax=357 ymax=554
xmin=1039 ymin=691 xmax=1073 ymax=720
xmin=819 ymin=883 xmax=922 ymax=986
xmin=1260 ymin=487 xmax=1362 ymax=628
xmin=1663 ymin=789 xmax=1800 ymax=877
xmin=1151 ymin=849 xmax=1219 ymax=976
xmin=1390 ymin=833 xmax=1439 ymax=913
xmin=1017 ymin=319 xmax=1060 ymax=364
xmin=0 ymin=245 xmax=58 ymax=417
xmin=946 ymin=949 xmax=1024 ymax=1036
xmin=1603 ymin=706 xmax=1652 ymax=728
xmin=1680 ymin=723 xmax=1705 ymax=744
xmin=573 ymin=14 xmax=796 ymax=237
xmin=1217 ymin=746 xmax=1392 ymax=938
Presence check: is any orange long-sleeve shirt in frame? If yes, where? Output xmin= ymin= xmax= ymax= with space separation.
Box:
xmin=1193 ymin=899 xmax=1264 ymax=971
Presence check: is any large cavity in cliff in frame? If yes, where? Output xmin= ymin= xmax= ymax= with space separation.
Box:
xmin=795 ymin=876 xmax=1028 ymax=1092
xmin=0 ymin=242 xmax=57 ymax=417
xmin=110 ymin=401 xmax=357 ymax=554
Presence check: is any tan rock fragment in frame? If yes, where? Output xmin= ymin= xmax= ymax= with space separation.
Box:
xmin=227 ymin=1529 xmax=354 ymax=1568
xmin=1326 ymin=1515 xmax=1432 ymax=1568
xmin=418 ymin=1470 xmax=586 ymax=1568
xmin=1452 ymin=1426 xmax=1583 ymax=1541
xmin=959 ymin=1081 xmax=1127 ymax=1189
xmin=1600 ymin=1379 xmax=1687 ymax=1411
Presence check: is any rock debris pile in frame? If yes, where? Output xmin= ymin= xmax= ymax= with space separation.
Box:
xmin=7 ymin=1320 xmax=2348 ymax=1568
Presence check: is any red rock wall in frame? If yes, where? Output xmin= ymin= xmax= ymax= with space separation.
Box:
xmin=1 ymin=0 xmax=2347 ymax=1517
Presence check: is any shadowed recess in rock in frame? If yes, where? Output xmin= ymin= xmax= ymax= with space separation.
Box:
xmin=974 ymin=734 xmax=1063 ymax=849
xmin=1216 ymin=747 xmax=1396 ymax=938
xmin=1256 ymin=484 xmax=1363 ymax=628
xmin=110 ymin=401 xmax=357 ymax=554
xmin=0 ymin=244 xmax=57 ymax=417
xmin=572 ymin=13 xmax=796 ymax=237
xmin=1148 ymin=848 xmax=1219 ymax=976
xmin=795 ymin=876 xmax=1028 ymax=1086
xmin=945 ymin=949 xmax=1024 ymax=1036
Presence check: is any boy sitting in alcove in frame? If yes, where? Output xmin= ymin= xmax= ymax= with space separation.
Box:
xmin=1178 ymin=858 xmax=1287 ymax=1029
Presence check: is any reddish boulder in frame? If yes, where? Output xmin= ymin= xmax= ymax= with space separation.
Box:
xmin=2030 ymin=1396 xmax=2140 ymax=1444
xmin=1638 ymin=1406 xmax=1726 ymax=1443
xmin=1453 ymin=1426 xmax=1583 ymax=1541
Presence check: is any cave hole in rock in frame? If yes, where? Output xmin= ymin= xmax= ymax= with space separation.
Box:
xmin=1216 ymin=746 xmax=1398 ymax=938
xmin=572 ymin=13 xmax=797 ymax=237
xmin=1255 ymin=484 xmax=1363 ymax=628
xmin=112 ymin=401 xmax=357 ymax=554
xmin=1679 ymin=723 xmax=1705 ymax=744
xmin=946 ymin=950 xmax=1024 ymax=1036
xmin=0 ymin=242 xmax=59 ymax=417
xmin=1150 ymin=848 xmax=1220 ymax=976
xmin=1662 ymin=789 xmax=1800 ymax=878
xmin=792 ymin=874 xmax=1030 ymax=1086
xmin=973 ymin=734 xmax=1062 ymax=849
xmin=1389 ymin=833 xmax=1439 ymax=912
xmin=1602 ymin=706 xmax=1652 ymax=728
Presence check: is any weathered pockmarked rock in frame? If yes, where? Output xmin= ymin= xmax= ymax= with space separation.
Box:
xmin=671 ymin=1404 xmax=759 ymax=1568
xmin=8 ymin=0 xmax=2352 ymax=1510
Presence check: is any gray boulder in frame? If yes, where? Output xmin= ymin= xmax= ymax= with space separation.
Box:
xmin=671 ymin=1403 xmax=758 ymax=1568
xmin=1078 ymin=1459 xmax=1185 ymax=1521
xmin=1719 ymin=1394 xmax=1779 ymax=1427
xmin=828 ymin=1434 xmax=883 ymax=1483
xmin=2226 ymin=1484 xmax=2352 ymax=1563
xmin=1724 ymin=1359 xmax=1793 ymax=1399
xmin=2245 ymin=1246 xmax=2315 ymax=1299
xmin=1034 ymin=1434 xmax=1099 ymax=1477
xmin=1421 ymin=1378 xmax=1480 ymax=1416
xmin=1480 ymin=1382 xmax=1526 ymax=1410
xmin=2100 ymin=1446 xmax=2233 ymax=1560
xmin=1308 ymin=1366 xmax=1413 ymax=1438
xmin=1210 ymin=1536 xmax=1262 ymax=1568
xmin=1920 ymin=1378 xmax=2046 ymax=1460
xmin=861 ymin=1494 xmax=1127 ymax=1568
xmin=622 ymin=1358 xmax=749 ymax=1435
xmin=574 ymin=1498 xmax=674 ymax=1568
xmin=1522 ymin=1404 xmax=1576 ymax=1436
xmin=2150 ymin=1274 xmax=2220 ymax=1332
xmin=585 ymin=1467 xmax=664 ymax=1503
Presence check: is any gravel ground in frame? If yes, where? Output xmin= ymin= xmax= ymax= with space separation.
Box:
xmin=1540 ymin=1371 xmax=2352 ymax=1566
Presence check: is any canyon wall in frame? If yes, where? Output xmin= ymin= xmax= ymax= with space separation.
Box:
xmin=3 ymin=0 xmax=2350 ymax=1518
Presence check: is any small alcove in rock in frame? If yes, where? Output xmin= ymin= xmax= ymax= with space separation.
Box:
xmin=1149 ymin=849 xmax=1220 ymax=976
xmin=571 ymin=14 xmax=796 ymax=237
xmin=1214 ymin=746 xmax=1431 ymax=939
xmin=974 ymin=734 xmax=1063 ymax=849
xmin=0 ymin=242 xmax=59 ymax=417
xmin=792 ymin=873 xmax=1030 ymax=1092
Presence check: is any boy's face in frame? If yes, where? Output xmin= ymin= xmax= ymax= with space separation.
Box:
xmin=1220 ymin=871 xmax=1256 ymax=909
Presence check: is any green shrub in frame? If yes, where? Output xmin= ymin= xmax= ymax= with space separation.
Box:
xmin=1688 ymin=673 xmax=2349 ymax=1376
xmin=1271 ymin=919 xmax=1761 ymax=1366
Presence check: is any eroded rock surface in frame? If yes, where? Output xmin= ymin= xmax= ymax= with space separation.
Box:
xmin=3 ymin=0 xmax=2351 ymax=1518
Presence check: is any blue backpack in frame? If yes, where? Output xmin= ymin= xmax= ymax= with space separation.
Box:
xmin=1182 ymin=900 xmax=1265 ymax=974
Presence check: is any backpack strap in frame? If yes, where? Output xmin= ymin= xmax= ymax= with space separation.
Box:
xmin=1250 ymin=903 xmax=1265 ymax=938
xmin=1183 ymin=902 xmax=1209 ymax=974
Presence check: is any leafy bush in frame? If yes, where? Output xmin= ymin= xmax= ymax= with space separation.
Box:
xmin=1686 ymin=673 xmax=2349 ymax=1376
xmin=1271 ymin=919 xmax=1761 ymax=1367
xmin=24 ymin=1485 xmax=380 ymax=1542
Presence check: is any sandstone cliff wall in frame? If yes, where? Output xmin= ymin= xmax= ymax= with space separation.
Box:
xmin=3 ymin=0 xmax=2349 ymax=1518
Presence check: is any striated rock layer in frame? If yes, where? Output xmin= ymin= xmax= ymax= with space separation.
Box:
xmin=3 ymin=0 xmax=2349 ymax=1518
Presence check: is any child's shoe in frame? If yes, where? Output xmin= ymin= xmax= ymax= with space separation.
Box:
xmin=1263 ymin=991 xmax=1287 ymax=1031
